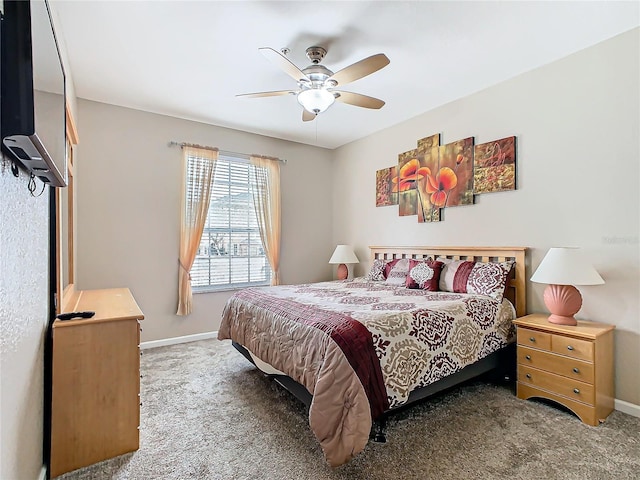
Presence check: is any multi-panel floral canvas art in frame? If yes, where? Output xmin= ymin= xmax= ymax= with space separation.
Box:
xmin=375 ymin=133 xmax=517 ymax=224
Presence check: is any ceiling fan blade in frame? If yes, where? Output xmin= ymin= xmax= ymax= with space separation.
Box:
xmin=302 ymin=109 xmax=316 ymax=122
xmin=236 ymin=90 xmax=295 ymax=99
xmin=333 ymin=91 xmax=385 ymax=109
xmin=259 ymin=47 xmax=310 ymax=83
xmin=328 ymin=53 xmax=390 ymax=86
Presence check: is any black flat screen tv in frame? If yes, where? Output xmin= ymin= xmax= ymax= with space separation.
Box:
xmin=1 ymin=0 xmax=67 ymax=187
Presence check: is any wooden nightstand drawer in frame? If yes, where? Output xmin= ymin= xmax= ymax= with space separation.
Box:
xmin=517 ymin=346 xmax=594 ymax=383
xmin=518 ymin=365 xmax=594 ymax=405
xmin=551 ymin=335 xmax=593 ymax=362
xmin=517 ymin=328 xmax=551 ymax=351
xmin=517 ymin=383 xmax=598 ymax=426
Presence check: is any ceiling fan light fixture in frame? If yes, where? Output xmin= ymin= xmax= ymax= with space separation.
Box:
xmin=297 ymin=88 xmax=335 ymax=114
xmin=239 ymin=47 xmax=389 ymax=121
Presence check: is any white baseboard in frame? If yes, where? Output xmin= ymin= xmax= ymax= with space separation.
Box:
xmin=141 ymin=331 xmax=218 ymax=350
xmin=37 ymin=465 xmax=47 ymax=480
xmin=615 ymin=398 xmax=640 ymax=418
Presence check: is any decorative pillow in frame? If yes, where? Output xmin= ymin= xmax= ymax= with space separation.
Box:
xmin=383 ymin=258 xmax=399 ymax=278
xmin=437 ymin=258 xmax=465 ymax=292
xmin=406 ymin=259 xmax=443 ymax=291
xmin=437 ymin=257 xmax=514 ymax=301
xmin=365 ymin=259 xmax=387 ymax=281
xmin=384 ymin=258 xmax=411 ymax=285
xmin=466 ymin=261 xmax=514 ymax=301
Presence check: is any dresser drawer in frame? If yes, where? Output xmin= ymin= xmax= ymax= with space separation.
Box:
xmin=517 ymin=346 xmax=594 ymax=384
xmin=551 ymin=335 xmax=594 ymax=362
xmin=517 ymin=328 xmax=551 ymax=351
xmin=518 ymin=365 xmax=594 ymax=405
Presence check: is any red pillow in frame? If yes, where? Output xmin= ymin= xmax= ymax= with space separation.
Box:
xmin=405 ymin=259 xmax=443 ymax=291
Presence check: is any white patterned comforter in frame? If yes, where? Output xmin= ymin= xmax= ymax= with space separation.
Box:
xmin=261 ymin=278 xmax=515 ymax=408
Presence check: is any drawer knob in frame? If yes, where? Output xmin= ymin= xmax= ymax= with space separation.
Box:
xmin=529 ymin=337 xmax=536 ymax=343
xmin=526 ymin=373 xmax=532 ymax=379
xmin=525 ymin=355 xmax=531 ymax=361
xmin=573 ymin=388 xmax=580 ymax=395
xmin=567 ymin=345 xmax=574 ymax=351
xmin=572 ymin=367 xmax=580 ymax=374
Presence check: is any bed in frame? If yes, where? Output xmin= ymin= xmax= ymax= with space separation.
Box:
xmin=218 ymin=246 xmax=527 ymax=467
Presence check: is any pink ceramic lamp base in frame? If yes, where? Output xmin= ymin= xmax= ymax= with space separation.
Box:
xmin=543 ymin=284 xmax=582 ymax=326
xmin=336 ymin=263 xmax=348 ymax=280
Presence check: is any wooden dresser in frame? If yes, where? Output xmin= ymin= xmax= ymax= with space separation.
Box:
xmin=513 ymin=313 xmax=615 ymax=426
xmin=50 ymin=288 xmax=144 ymax=477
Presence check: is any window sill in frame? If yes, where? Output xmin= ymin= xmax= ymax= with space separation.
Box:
xmin=193 ymin=284 xmax=269 ymax=294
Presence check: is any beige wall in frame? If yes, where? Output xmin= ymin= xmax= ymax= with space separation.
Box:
xmin=74 ymin=100 xmax=334 ymax=341
xmin=0 ymin=166 xmax=49 ymax=480
xmin=332 ymin=28 xmax=640 ymax=405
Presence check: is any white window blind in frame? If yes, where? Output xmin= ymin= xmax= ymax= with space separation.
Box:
xmin=189 ymin=154 xmax=272 ymax=291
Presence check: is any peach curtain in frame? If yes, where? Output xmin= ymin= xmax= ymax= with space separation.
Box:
xmin=177 ymin=146 xmax=218 ymax=315
xmin=249 ymin=156 xmax=281 ymax=285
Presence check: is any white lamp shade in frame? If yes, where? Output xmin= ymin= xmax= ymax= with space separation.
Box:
xmin=329 ymin=245 xmax=359 ymax=264
xmin=531 ymin=247 xmax=604 ymax=286
xmin=297 ymin=88 xmax=335 ymax=114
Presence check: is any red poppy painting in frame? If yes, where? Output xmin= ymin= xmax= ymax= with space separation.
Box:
xmin=381 ymin=131 xmax=517 ymax=226
xmin=438 ymin=137 xmax=474 ymax=207
xmin=416 ymin=134 xmax=441 ymax=223
xmin=375 ymin=166 xmax=398 ymax=206
xmin=473 ymin=136 xmax=516 ymax=194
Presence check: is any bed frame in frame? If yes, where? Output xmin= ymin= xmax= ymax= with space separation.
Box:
xmin=233 ymin=245 xmax=528 ymax=442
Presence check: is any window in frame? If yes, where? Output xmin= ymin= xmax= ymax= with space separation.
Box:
xmin=189 ymin=154 xmax=272 ymax=291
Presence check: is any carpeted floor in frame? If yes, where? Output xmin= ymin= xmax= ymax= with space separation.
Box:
xmin=56 ymin=339 xmax=639 ymax=480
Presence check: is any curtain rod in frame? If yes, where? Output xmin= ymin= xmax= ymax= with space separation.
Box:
xmin=168 ymin=141 xmax=286 ymax=164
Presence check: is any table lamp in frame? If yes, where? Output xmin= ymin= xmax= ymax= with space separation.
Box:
xmin=329 ymin=245 xmax=359 ymax=280
xmin=530 ymin=247 xmax=604 ymax=326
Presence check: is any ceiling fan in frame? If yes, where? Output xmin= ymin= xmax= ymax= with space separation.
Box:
xmin=237 ymin=46 xmax=390 ymax=122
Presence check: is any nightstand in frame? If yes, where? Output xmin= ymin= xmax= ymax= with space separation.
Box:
xmin=513 ymin=313 xmax=615 ymax=426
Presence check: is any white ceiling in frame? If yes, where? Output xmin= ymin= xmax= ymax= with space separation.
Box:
xmin=51 ymin=1 xmax=639 ymax=149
